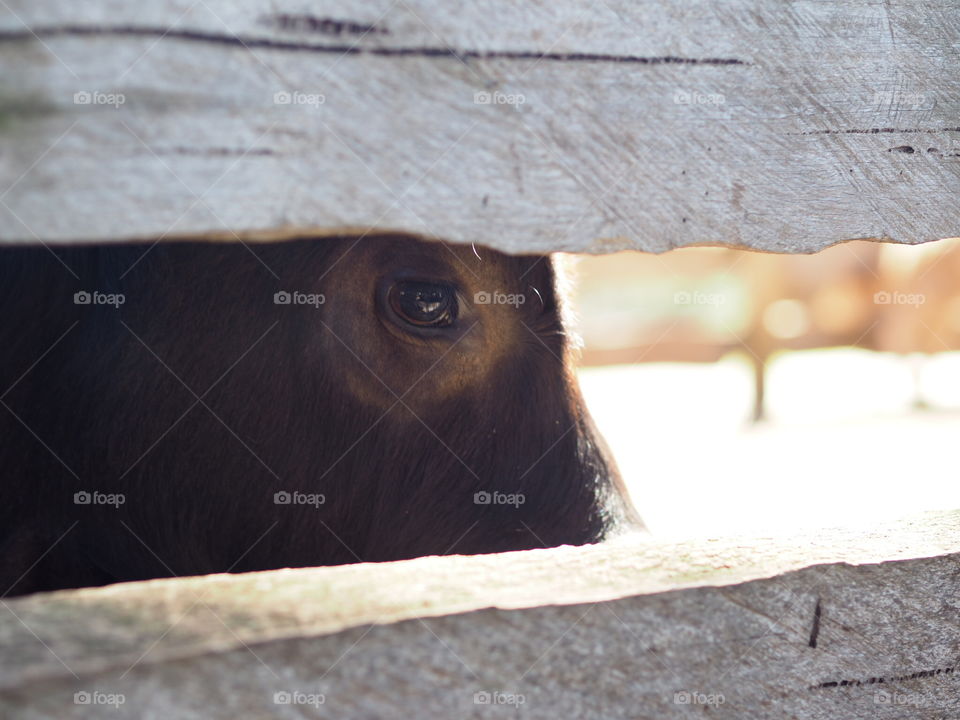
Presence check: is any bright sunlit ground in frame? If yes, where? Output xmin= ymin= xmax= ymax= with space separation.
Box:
xmin=578 ymin=349 xmax=960 ymax=539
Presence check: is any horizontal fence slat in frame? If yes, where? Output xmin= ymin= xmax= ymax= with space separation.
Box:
xmin=1 ymin=0 xmax=958 ymax=252
xmin=2 ymin=511 xmax=960 ymax=718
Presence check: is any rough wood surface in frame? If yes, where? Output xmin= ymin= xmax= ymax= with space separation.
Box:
xmin=2 ymin=510 xmax=960 ymax=718
xmin=1 ymin=0 xmax=959 ymax=253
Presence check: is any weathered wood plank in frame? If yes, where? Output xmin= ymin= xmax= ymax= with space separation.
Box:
xmin=2 ymin=511 xmax=960 ymax=718
xmin=1 ymin=0 xmax=958 ymax=253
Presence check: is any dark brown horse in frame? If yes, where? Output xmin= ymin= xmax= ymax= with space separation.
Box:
xmin=0 ymin=235 xmax=640 ymax=595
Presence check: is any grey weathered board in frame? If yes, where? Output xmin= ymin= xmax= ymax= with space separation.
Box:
xmin=4 ymin=3 xmax=960 ymax=718
xmin=2 ymin=511 xmax=960 ymax=719
xmin=1 ymin=0 xmax=959 ymax=253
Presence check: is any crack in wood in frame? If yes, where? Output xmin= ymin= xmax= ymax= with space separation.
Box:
xmin=887 ymin=146 xmax=960 ymax=156
xmin=795 ymin=127 xmax=960 ymax=135
xmin=0 ymin=26 xmax=749 ymax=65
xmin=152 ymin=146 xmax=276 ymax=157
xmin=924 ymin=148 xmax=960 ymax=157
xmin=259 ymin=14 xmax=389 ymax=36
xmin=808 ymin=597 xmax=822 ymax=648
xmin=813 ymin=665 xmax=957 ymax=690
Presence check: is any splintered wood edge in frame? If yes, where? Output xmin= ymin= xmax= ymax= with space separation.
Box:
xmin=1 ymin=509 xmax=959 ymax=691
xmin=21 ymin=225 xmax=960 ymax=257
xmin=20 ymin=225 xmax=960 ymax=255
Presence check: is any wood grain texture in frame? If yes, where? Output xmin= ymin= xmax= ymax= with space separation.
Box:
xmin=1 ymin=0 xmax=958 ymax=253
xmin=2 ymin=511 xmax=960 ymax=718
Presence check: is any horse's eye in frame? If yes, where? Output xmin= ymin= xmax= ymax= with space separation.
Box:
xmin=388 ymin=281 xmax=458 ymax=328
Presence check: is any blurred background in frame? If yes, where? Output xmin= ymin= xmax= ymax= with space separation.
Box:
xmin=571 ymin=238 xmax=960 ymax=539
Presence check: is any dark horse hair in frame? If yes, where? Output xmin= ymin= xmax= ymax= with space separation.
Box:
xmin=0 ymin=236 xmax=640 ymax=595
